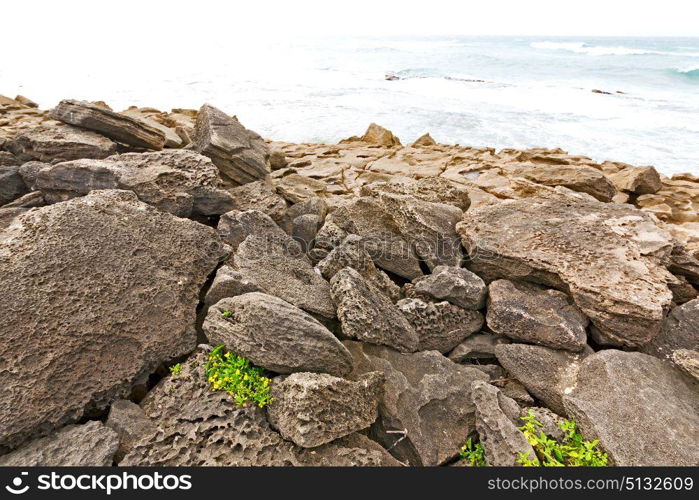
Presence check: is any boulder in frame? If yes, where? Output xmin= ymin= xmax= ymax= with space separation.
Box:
xmin=331 ymin=268 xmax=419 ymax=352
xmin=292 ymin=213 xmax=321 ymax=253
xmin=269 ymin=148 xmax=288 ymax=170
xmin=359 ymin=123 xmax=401 ymax=147
xmin=203 ymin=293 xmax=352 ymax=376
xmin=607 ymin=166 xmax=662 ymax=195
xmin=344 ymin=341 xmax=489 ymax=466
xmin=204 ymin=265 xmax=261 ymax=306
xmin=50 ymin=99 xmax=166 ymax=150
xmin=413 ymin=265 xmax=487 ymax=310
xmin=267 ymin=372 xmax=383 ymax=448
xmin=508 ymin=164 xmax=617 ymax=202
xmin=360 ymin=177 xmax=470 ymax=211
xmin=486 ymin=280 xmax=589 ymax=351
xmin=7 ymin=124 xmax=117 ymax=163
xmin=563 ymin=350 xmax=699 ymax=466
xmin=412 ymin=133 xmax=437 ymax=147
xmin=448 ymin=332 xmax=511 ymax=363
xmin=17 ymin=161 xmax=46 ymax=190
xmin=106 ymin=400 xmax=158 ymax=463
xmin=640 ymin=298 xmax=699 ymax=359
xmin=274 ymin=173 xmax=329 ymax=204
xmin=397 ymin=298 xmax=483 ymax=352
xmin=672 ymin=349 xmax=699 ymax=381
xmin=0 ymin=151 xmax=18 ymax=166
xmin=0 ymin=190 xmax=225 ymax=451
xmin=0 ymin=421 xmax=118 ymax=466
xmin=458 ymin=197 xmax=674 ymax=347
xmin=192 ymin=104 xmax=270 ymax=186
xmin=36 ymin=150 xmax=235 ymax=217
xmin=521 ymin=407 xmax=567 ymax=442
xmin=495 ymin=344 xmax=586 ymax=416
xmin=217 ymin=209 xmax=289 ymax=254
xmin=0 ymin=166 xmax=28 ymax=206
xmin=228 ymin=180 xmax=288 ymax=224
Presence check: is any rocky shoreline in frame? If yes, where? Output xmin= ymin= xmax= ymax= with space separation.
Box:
xmin=0 ymin=95 xmax=697 ymax=466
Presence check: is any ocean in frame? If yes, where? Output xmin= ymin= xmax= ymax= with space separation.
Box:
xmin=2 ymin=36 xmax=698 ymax=175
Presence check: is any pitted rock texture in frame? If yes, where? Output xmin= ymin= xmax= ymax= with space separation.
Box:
xmin=0 ymin=421 xmax=118 ymax=466
xmin=360 ymin=177 xmax=471 ymax=211
xmin=458 ymin=197 xmax=675 ymax=347
xmin=204 ymin=265 xmax=261 ymax=306
xmin=672 ymin=349 xmax=699 ymax=380
xmin=344 ymin=341 xmax=489 ymax=466
xmin=50 ymin=99 xmax=166 ymax=150
xmin=204 ymin=293 xmax=353 ymax=376
xmin=0 ymin=190 xmax=224 ymax=452
xmin=267 ymin=371 xmax=383 ymax=448
xmin=106 ymin=400 xmax=159 ymax=463
xmin=412 ymin=265 xmax=487 ymax=310
xmin=507 ymin=164 xmax=617 ymax=202
xmin=7 ymin=124 xmax=117 ymax=163
xmin=563 ymin=350 xmax=699 ymax=466
xmin=228 ymin=180 xmax=288 ymax=224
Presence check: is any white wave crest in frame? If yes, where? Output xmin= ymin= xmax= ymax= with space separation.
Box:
xmin=531 ymin=41 xmax=652 ymax=56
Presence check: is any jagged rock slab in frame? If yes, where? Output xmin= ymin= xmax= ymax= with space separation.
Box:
xmin=563 ymin=350 xmax=699 ymax=466
xmin=486 ymin=280 xmax=588 ymax=351
xmin=218 ymin=209 xmax=291 ymax=254
xmin=607 ymin=165 xmax=662 ymax=195
xmin=106 ymin=400 xmax=158 ymax=463
xmin=0 ymin=421 xmax=118 ymax=466
xmin=0 ymin=190 xmax=224 ymax=452
xmin=204 ymin=293 xmax=352 ymax=376
xmin=267 ymin=372 xmax=383 ymax=447
xmin=458 ymin=197 xmax=674 ymax=347
xmin=7 ymin=124 xmax=117 ymax=163
xmin=331 ymin=268 xmax=419 ymax=352
xmin=204 ymin=265 xmax=261 ymax=306
xmin=193 ymin=104 xmax=270 ymax=186
xmin=36 ymin=150 xmax=235 ymax=217
xmin=344 ymin=341 xmax=489 ymax=466
xmin=50 ymin=99 xmax=166 ymax=150
xmin=0 ymin=166 xmax=28 ymax=206
xmin=360 ymin=177 xmax=471 ymax=211
xmin=508 ymin=164 xmax=617 ymax=202
xmin=412 ymin=265 xmax=487 ymax=310
xmin=397 ymin=298 xmax=483 ymax=353
xmin=640 ymin=298 xmax=699 ymax=359
xmin=228 ymin=180 xmax=288 ymax=224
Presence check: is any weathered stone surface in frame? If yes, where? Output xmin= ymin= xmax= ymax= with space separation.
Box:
xmin=344 ymin=341 xmax=489 ymax=466
xmin=522 ymin=407 xmax=567 ymax=442
xmin=0 ymin=166 xmax=27 ymax=206
xmin=269 ymin=148 xmax=288 ymax=170
xmin=193 ymin=104 xmax=270 ymax=186
xmin=486 ymin=280 xmax=589 ymax=351
xmin=353 ymin=123 xmax=401 ymax=147
xmin=121 ymin=107 xmax=183 ymax=148
xmin=458 ymin=197 xmax=674 ymax=347
xmin=106 ymin=400 xmax=158 ymax=463
xmin=36 ymin=150 xmax=235 ymax=217
xmin=204 ymin=265 xmax=261 ymax=306
xmin=667 ymin=273 xmax=698 ymax=304
xmin=412 ymin=133 xmax=437 ymax=147
xmin=331 ymin=268 xmax=419 ymax=352
xmin=563 ymin=350 xmax=699 ymax=466
xmin=0 ymin=190 xmax=224 ymax=451
xmin=608 ymin=166 xmax=662 ymax=195
xmin=267 ymin=372 xmax=382 ymax=448
xmin=471 ymin=380 xmax=535 ymax=466
xmin=672 ymin=349 xmax=699 ymax=380
xmin=495 ymin=344 xmax=586 ymax=416
xmin=640 ymin=298 xmax=699 ymax=359
xmin=218 ymin=209 xmax=289 ymax=253
xmin=204 ymin=293 xmax=352 ymax=376
xmin=397 ymin=298 xmax=483 ymax=353
xmin=50 ymin=99 xmax=166 ymax=150
xmin=17 ymin=161 xmax=46 ymax=190
xmin=292 ymin=213 xmax=321 ymax=252
xmin=413 ymin=265 xmax=487 ymax=310
xmin=229 ymin=180 xmax=288 ymax=223
xmin=448 ymin=332 xmax=511 ymax=362
xmin=361 ymin=177 xmax=470 ymax=211
xmin=274 ymin=173 xmax=329 ymax=204
xmin=7 ymin=124 xmax=117 ymax=163
xmin=0 ymin=151 xmax=19 ymax=166
xmin=508 ymin=164 xmax=617 ymax=202
xmin=0 ymin=421 xmax=118 ymax=466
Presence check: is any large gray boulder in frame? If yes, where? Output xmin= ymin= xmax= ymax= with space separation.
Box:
xmin=203 ymin=293 xmax=353 ymax=376
xmin=563 ymin=350 xmax=699 ymax=466
xmin=50 ymin=99 xmax=166 ymax=150
xmin=0 ymin=190 xmax=225 ymax=452
xmin=192 ymin=104 xmax=271 ymax=187
xmin=106 ymin=400 xmax=158 ymax=463
xmin=0 ymin=166 xmax=27 ymax=206
xmin=7 ymin=124 xmax=117 ymax=163
xmin=344 ymin=341 xmax=489 ymax=466
xmin=458 ymin=197 xmax=674 ymax=347
xmin=412 ymin=265 xmax=487 ymax=310
xmin=640 ymin=298 xmax=699 ymax=360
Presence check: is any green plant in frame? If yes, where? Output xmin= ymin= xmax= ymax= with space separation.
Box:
xmin=205 ymin=345 xmax=273 ymax=408
xmin=169 ymin=363 xmax=182 ymax=376
xmin=459 ymin=437 xmax=487 ymax=466
xmin=516 ymin=410 xmax=608 ymax=467
xmin=222 ymin=310 xmax=232 ymax=318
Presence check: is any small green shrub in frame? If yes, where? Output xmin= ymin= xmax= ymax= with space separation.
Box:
xmin=169 ymin=363 xmax=182 ymax=376
xmin=222 ymin=310 xmax=232 ymax=319
xmin=459 ymin=437 xmax=487 ymax=466
xmin=517 ymin=410 xmax=608 ymax=467
xmin=205 ymin=345 xmax=273 ymax=408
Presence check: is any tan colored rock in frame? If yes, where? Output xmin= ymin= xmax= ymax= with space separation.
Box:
xmin=358 ymin=123 xmax=401 ymax=147
xmin=607 ymin=165 xmax=662 ymax=195
xmin=412 ymin=133 xmax=437 ymax=147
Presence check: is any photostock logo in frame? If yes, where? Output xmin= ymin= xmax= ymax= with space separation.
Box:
xmin=5 ymin=472 xmax=29 ymax=495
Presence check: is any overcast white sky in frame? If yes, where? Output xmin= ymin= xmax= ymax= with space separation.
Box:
xmin=2 ymin=0 xmax=698 ymax=39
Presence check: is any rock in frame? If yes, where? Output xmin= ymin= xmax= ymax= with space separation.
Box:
xmin=471 ymin=380 xmax=535 ymax=466
xmin=192 ymin=104 xmax=270 ymax=187
xmin=274 ymin=173 xmax=329 ymax=204
xmin=640 ymin=298 xmax=699 ymax=359
xmin=218 ymin=209 xmax=290 ymax=254
xmin=267 ymin=372 xmax=383 ymax=448
xmin=412 ymin=133 xmax=437 ymax=147
xmin=500 ymin=380 xmax=536 ymax=407
xmin=486 ymin=280 xmax=589 ymax=351
xmin=204 ymin=265 xmax=261 ymax=305
xmin=1 ymin=191 xmax=45 ymax=209
xmin=397 ymin=298 xmax=483 ymax=353
xmin=521 ymin=407 xmax=567 ymax=442
xmin=0 ymin=190 xmax=224 ymax=451
xmin=36 ymin=150 xmax=235 ymax=217
xmin=203 ymin=293 xmax=352 ymax=376
xmin=7 ymin=124 xmax=117 ymax=163
xmin=331 ymin=268 xmax=419 ymax=352
xmin=563 ymin=350 xmax=699 ymax=466
xmin=317 ymin=234 xmax=400 ymax=301
xmin=0 ymin=166 xmax=28 ymax=206
xmin=287 ymin=196 xmax=328 ymax=222
xmin=229 ymin=180 xmax=288 ymax=224
xmin=448 ymin=332 xmax=511 ymax=362
xmin=344 ymin=341 xmax=489 ymax=466
xmin=106 ymin=400 xmax=158 ymax=463
xmin=121 ymin=108 xmax=183 ymax=148
xmin=292 ymin=214 xmax=321 ymax=253
xmin=50 ymin=99 xmax=166 ymax=150
xmin=608 ymin=166 xmax=662 ymax=195
xmin=14 ymin=95 xmax=38 ymax=108
xmin=269 ymin=148 xmax=288 ymax=170
xmin=470 ymin=364 xmax=506 ymax=380
xmin=495 ymin=344 xmax=586 ymax=416
xmin=0 ymin=151 xmax=18 ymax=166
xmin=295 ymin=433 xmax=401 ymax=466
xmin=508 ymin=164 xmax=617 ymax=202
xmin=17 ymin=161 xmax=46 ymax=190
xmin=361 ymin=177 xmax=470 ymax=211
xmin=360 ymin=123 xmax=401 ymax=147
xmin=458 ymin=197 xmax=674 ymax=347
xmin=0 ymin=421 xmax=118 ymax=466
xmin=672 ymin=349 xmax=699 ymax=380
xmin=667 ymin=273 xmax=698 ymax=304
xmin=413 ymin=266 xmax=487 ymax=310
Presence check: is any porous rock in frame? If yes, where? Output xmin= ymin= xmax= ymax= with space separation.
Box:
xmin=413 ymin=265 xmax=487 ymax=310
xmin=7 ymin=124 xmax=117 ymax=163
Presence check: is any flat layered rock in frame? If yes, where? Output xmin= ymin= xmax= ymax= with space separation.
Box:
xmin=458 ymin=197 xmax=675 ymax=347
xmin=563 ymin=350 xmax=699 ymax=466
xmin=50 ymin=99 xmax=166 ymax=150
xmin=0 ymin=190 xmax=224 ymax=452
xmin=193 ymin=104 xmax=270 ymax=186
xmin=204 ymin=293 xmax=352 ymax=376
xmin=412 ymin=265 xmax=487 ymax=310
xmin=508 ymin=164 xmax=617 ymax=202
xmin=7 ymin=124 xmax=117 ymax=163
